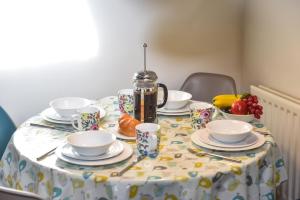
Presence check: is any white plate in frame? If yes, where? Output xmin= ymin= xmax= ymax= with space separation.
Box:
xmin=56 ymin=141 xmax=133 ymax=166
xmin=158 ymin=101 xmax=219 ymax=117
xmin=111 ymin=130 xmax=136 ymax=141
xmin=41 ymin=107 xmax=106 ymax=124
xmin=41 ymin=115 xmax=71 ymax=125
xmin=158 ymin=102 xmax=191 ymax=113
xmin=197 ymin=128 xmax=258 ymax=148
xmin=60 ymin=140 xmax=124 ymax=161
xmin=191 ymin=131 xmax=265 ymax=151
xmin=42 ymin=107 xmax=72 ymax=121
xmin=157 ymin=111 xmax=190 ymax=116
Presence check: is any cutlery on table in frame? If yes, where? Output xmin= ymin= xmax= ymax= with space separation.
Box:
xmin=36 ymin=147 xmax=57 ymax=161
xmin=29 ymin=123 xmax=75 ymax=132
xmin=116 ymin=155 xmax=146 ymax=176
xmin=187 ymin=148 xmax=242 ymax=163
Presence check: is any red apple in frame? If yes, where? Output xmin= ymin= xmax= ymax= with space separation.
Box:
xmin=231 ymin=100 xmax=248 ymax=115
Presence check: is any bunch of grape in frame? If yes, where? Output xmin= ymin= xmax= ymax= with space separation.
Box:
xmin=242 ymin=95 xmax=263 ymax=119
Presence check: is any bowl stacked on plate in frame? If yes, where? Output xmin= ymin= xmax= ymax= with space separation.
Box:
xmin=40 ymin=97 xmax=106 ymax=125
xmin=206 ymin=120 xmax=253 ymax=143
xmin=190 ymin=120 xmax=266 ymax=151
xmin=157 ymin=90 xmax=192 ymax=116
xmin=55 ymin=130 xmax=133 ymax=166
xmin=50 ymin=97 xmax=92 ymax=118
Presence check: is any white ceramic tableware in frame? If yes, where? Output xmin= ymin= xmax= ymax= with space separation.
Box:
xmin=136 ymin=123 xmax=160 ymax=158
xmin=206 ymin=120 xmax=253 ymax=143
xmin=50 ymin=97 xmax=91 ymax=117
xmin=67 ymin=130 xmax=116 ymax=156
xmin=190 ymin=102 xmax=215 ymax=129
xmin=197 ymin=128 xmax=258 ymax=148
xmin=157 ymin=111 xmax=190 ymax=116
xmin=72 ymin=106 xmax=101 ymax=131
xmin=219 ymin=109 xmax=255 ymax=122
xmin=164 ymin=90 xmax=192 ymax=110
xmin=56 ymin=141 xmax=133 ymax=166
xmin=191 ymin=130 xmax=265 ymax=152
xmin=61 ymin=141 xmax=124 ymax=161
xmin=110 ymin=130 xmax=136 ymax=141
xmin=118 ymin=89 xmax=134 ymax=114
xmin=41 ymin=107 xmax=106 ymax=125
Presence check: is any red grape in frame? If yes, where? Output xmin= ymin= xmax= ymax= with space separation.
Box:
xmin=257 ymin=105 xmax=263 ymax=110
xmin=240 ymin=94 xmax=263 ymax=118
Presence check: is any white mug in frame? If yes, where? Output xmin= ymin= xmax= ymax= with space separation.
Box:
xmin=190 ymin=102 xmax=215 ymax=129
xmin=118 ymin=89 xmax=134 ymax=114
xmin=136 ymin=123 xmax=160 ymax=158
xmin=72 ymin=106 xmax=100 ymax=131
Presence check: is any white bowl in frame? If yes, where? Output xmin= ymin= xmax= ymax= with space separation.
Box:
xmin=206 ymin=120 xmax=253 ymax=143
xmin=67 ymin=130 xmax=116 ymax=156
xmin=220 ymin=110 xmax=255 ymax=122
xmin=164 ymin=90 xmax=192 ymax=110
xmin=50 ymin=97 xmax=91 ymax=117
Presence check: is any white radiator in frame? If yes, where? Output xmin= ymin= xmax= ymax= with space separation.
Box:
xmin=251 ymin=85 xmax=300 ymax=200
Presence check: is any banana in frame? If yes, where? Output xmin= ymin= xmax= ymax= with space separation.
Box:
xmin=212 ymin=94 xmax=242 ymax=108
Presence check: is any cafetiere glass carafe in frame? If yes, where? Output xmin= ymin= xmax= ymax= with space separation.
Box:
xmin=133 ymin=71 xmax=168 ymax=123
xmin=133 ymin=43 xmax=168 ymax=123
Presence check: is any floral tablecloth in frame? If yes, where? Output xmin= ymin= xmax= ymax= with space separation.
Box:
xmin=0 ymin=96 xmax=287 ymax=200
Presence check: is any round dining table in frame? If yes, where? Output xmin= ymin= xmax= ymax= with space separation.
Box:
xmin=0 ymin=96 xmax=287 ymax=200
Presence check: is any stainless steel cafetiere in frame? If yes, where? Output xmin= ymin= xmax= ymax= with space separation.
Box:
xmin=133 ymin=43 xmax=168 ymax=123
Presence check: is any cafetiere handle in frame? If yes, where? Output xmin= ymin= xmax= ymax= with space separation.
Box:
xmin=157 ymin=83 xmax=168 ymax=108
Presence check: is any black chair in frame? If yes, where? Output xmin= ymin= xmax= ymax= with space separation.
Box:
xmin=180 ymin=72 xmax=237 ymax=102
xmin=0 ymin=106 xmax=16 ymax=159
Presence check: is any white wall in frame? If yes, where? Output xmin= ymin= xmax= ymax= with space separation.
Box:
xmin=242 ymin=0 xmax=300 ymax=99
xmin=0 ymin=0 xmax=244 ymax=125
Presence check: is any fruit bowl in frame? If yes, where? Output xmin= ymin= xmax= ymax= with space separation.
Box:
xmin=219 ymin=109 xmax=255 ymax=122
xmin=213 ymin=94 xmax=263 ymax=121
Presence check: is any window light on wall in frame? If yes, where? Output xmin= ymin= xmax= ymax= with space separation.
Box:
xmin=0 ymin=0 xmax=99 ymax=70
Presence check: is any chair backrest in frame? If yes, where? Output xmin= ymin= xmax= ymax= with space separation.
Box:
xmin=0 ymin=106 xmax=16 ymax=158
xmin=180 ymin=72 xmax=237 ymax=102
xmin=0 ymin=186 xmax=45 ymax=200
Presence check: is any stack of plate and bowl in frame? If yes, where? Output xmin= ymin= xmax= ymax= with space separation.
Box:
xmin=157 ymin=90 xmax=192 ymax=116
xmin=191 ymin=120 xmax=266 ymax=151
xmin=55 ymin=131 xmax=133 ymax=166
xmin=40 ymin=97 xmax=106 ymax=124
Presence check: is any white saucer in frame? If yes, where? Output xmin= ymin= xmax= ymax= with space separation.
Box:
xmin=41 ymin=107 xmax=106 ymax=124
xmin=197 ymin=129 xmax=258 ymax=148
xmin=60 ymin=140 xmax=124 ymax=161
xmin=56 ymin=141 xmax=133 ymax=166
xmin=191 ymin=131 xmax=265 ymax=152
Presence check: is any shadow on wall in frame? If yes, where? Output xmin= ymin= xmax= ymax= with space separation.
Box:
xmin=140 ymin=0 xmax=242 ymax=58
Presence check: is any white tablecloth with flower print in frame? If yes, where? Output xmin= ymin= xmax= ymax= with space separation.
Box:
xmin=0 ymin=96 xmax=287 ymax=200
